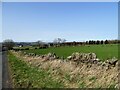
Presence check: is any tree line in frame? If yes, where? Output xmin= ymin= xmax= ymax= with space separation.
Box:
xmin=2 ymin=39 xmax=120 ymax=50
xmin=85 ymin=40 xmax=120 ymax=45
xmin=61 ymin=40 xmax=120 ymax=46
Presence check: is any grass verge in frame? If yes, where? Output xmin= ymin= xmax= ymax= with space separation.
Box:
xmin=8 ymin=52 xmax=64 ymax=88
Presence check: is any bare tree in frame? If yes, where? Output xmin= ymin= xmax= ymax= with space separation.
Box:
xmin=53 ymin=38 xmax=67 ymax=46
xmin=61 ymin=38 xmax=67 ymax=43
xmin=53 ymin=38 xmax=62 ymax=44
xmin=36 ymin=40 xmax=44 ymax=47
xmin=3 ymin=39 xmax=15 ymax=50
xmin=53 ymin=38 xmax=67 ymax=43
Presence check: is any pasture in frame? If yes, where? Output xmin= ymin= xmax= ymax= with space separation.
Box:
xmin=23 ymin=44 xmax=118 ymax=61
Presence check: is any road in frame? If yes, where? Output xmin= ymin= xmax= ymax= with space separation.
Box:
xmin=0 ymin=52 xmax=2 ymax=89
xmin=2 ymin=51 xmax=13 ymax=89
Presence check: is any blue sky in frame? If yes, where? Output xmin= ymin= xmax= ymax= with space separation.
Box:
xmin=2 ymin=2 xmax=118 ymax=42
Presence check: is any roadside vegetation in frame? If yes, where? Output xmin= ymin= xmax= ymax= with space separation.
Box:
xmin=8 ymin=51 xmax=118 ymax=88
xmin=8 ymin=52 xmax=64 ymax=88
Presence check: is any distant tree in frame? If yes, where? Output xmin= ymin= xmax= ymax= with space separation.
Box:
xmin=89 ymin=40 xmax=94 ymax=44
xmin=92 ymin=40 xmax=95 ymax=44
xmin=86 ymin=41 xmax=89 ymax=45
xmin=96 ymin=40 xmax=100 ymax=45
xmin=36 ymin=40 xmax=44 ymax=47
xmin=114 ymin=40 xmax=118 ymax=44
xmin=53 ymin=38 xmax=66 ymax=46
xmin=93 ymin=41 xmax=96 ymax=44
xmin=101 ymin=40 xmax=104 ymax=44
xmin=118 ymin=40 xmax=120 ymax=44
xmin=105 ymin=40 xmax=109 ymax=44
xmin=61 ymin=39 xmax=67 ymax=43
xmin=61 ymin=38 xmax=67 ymax=46
xmin=89 ymin=40 xmax=91 ymax=44
xmin=91 ymin=40 xmax=93 ymax=44
xmin=53 ymin=38 xmax=61 ymax=44
xmin=3 ymin=39 xmax=15 ymax=50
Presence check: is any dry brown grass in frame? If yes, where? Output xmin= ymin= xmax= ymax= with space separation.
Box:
xmin=11 ymin=51 xmax=119 ymax=88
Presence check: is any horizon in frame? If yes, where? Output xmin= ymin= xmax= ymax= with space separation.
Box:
xmin=2 ymin=2 xmax=118 ymax=42
xmin=0 ymin=39 xmax=118 ymax=43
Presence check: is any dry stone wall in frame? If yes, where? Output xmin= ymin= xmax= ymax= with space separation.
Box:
xmin=14 ymin=50 xmax=119 ymax=69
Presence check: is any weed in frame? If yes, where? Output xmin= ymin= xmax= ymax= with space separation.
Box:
xmin=78 ymin=81 xmax=85 ymax=88
xmin=89 ymin=76 xmax=96 ymax=82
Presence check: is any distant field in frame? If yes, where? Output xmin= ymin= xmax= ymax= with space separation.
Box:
xmin=23 ymin=44 xmax=118 ymax=61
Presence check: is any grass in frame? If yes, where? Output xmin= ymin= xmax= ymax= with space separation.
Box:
xmin=8 ymin=52 xmax=64 ymax=88
xmin=78 ymin=81 xmax=85 ymax=88
xmin=9 ymin=51 xmax=118 ymax=88
xmin=23 ymin=44 xmax=118 ymax=61
xmin=64 ymin=73 xmax=71 ymax=82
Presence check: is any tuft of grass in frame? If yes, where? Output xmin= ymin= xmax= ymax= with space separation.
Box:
xmin=78 ymin=81 xmax=85 ymax=88
xmin=8 ymin=52 xmax=64 ymax=88
xmin=109 ymin=83 xmax=117 ymax=89
xmin=64 ymin=73 xmax=71 ymax=82
xmin=89 ymin=76 xmax=97 ymax=82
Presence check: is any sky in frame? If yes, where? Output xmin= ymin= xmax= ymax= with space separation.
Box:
xmin=0 ymin=2 xmax=2 ymax=42
xmin=2 ymin=2 xmax=118 ymax=42
xmin=2 ymin=0 xmax=120 ymax=2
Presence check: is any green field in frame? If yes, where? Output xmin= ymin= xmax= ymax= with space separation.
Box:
xmin=23 ymin=44 xmax=118 ymax=60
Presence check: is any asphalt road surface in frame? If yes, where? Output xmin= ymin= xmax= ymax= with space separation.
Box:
xmin=0 ymin=52 xmax=2 ymax=89
xmin=2 ymin=51 xmax=12 ymax=89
